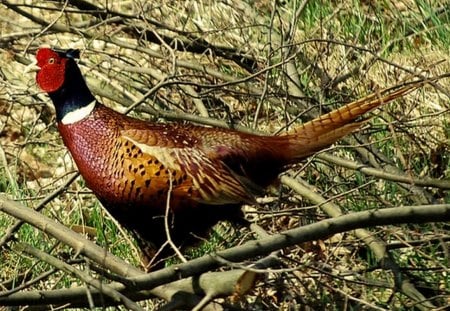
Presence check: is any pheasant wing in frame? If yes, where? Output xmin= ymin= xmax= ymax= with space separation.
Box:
xmin=121 ymin=129 xmax=255 ymax=206
xmin=172 ymin=147 xmax=256 ymax=205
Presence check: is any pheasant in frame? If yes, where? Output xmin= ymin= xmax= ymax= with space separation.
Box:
xmin=30 ymin=47 xmax=420 ymax=267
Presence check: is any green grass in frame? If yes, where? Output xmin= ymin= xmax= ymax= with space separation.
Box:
xmin=299 ymin=0 xmax=450 ymax=50
xmin=0 ymin=170 xmax=54 ymax=285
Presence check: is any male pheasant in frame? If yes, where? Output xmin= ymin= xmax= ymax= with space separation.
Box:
xmin=31 ymin=47 xmax=419 ymax=266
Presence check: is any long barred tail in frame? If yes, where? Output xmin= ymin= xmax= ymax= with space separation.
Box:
xmin=285 ymin=79 xmax=431 ymax=159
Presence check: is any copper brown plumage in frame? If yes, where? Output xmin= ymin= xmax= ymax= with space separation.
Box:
xmin=31 ymin=47 xmax=423 ymax=267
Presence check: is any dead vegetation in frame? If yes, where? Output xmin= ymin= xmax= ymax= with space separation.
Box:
xmin=0 ymin=1 xmax=449 ymax=310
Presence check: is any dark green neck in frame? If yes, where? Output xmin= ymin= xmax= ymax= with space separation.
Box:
xmin=49 ymin=59 xmax=96 ymax=122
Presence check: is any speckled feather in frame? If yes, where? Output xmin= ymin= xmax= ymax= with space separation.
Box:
xmin=57 ymin=104 xmax=280 ymax=257
xmin=59 ymin=107 xmax=258 ymax=208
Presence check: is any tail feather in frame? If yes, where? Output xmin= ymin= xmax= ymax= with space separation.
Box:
xmin=286 ymin=79 xmax=426 ymax=159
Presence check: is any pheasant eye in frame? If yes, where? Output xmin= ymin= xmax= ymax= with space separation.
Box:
xmin=48 ymin=58 xmax=55 ymax=64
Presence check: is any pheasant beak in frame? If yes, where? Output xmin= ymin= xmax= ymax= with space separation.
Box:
xmin=24 ymin=59 xmax=40 ymax=73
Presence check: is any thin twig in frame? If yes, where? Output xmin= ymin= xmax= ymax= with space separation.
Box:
xmin=164 ymin=169 xmax=187 ymax=263
xmin=0 ymin=172 xmax=79 ymax=248
xmin=15 ymin=242 xmax=145 ymax=311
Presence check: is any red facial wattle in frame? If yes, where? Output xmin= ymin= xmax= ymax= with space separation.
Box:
xmin=35 ymin=48 xmax=67 ymax=93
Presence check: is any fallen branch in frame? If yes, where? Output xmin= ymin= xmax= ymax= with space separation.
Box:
xmin=281 ymin=175 xmax=439 ymax=310
xmin=1 ymin=195 xmax=449 ymax=308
